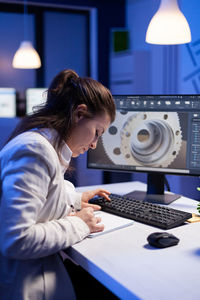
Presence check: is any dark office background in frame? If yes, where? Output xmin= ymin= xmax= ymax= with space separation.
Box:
xmin=0 ymin=0 xmax=200 ymax=200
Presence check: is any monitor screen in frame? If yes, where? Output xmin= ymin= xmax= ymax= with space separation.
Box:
xmin=0 ymin=88 xmax=16 ymax=117
xmin=26 ymin=88 xmax=47 ymax=115
xmin=87 ymin=95 xmax=200 ymax=204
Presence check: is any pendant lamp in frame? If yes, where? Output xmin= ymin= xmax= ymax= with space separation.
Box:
xmin=12 ymin=41 xmax=41 ymax=69
xmin=12 ymin=0 xmax=41 ymax=69
xmin=145 ymin=0 xmax=191 ymax=45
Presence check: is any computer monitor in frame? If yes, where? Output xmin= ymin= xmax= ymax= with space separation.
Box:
xmin=26 ymin=88 xmax=47 ymax=115
xmin=0 ymin=88 xmax=16 ymax=117
xmin=87 ymin=94 xmax=200 ymax=204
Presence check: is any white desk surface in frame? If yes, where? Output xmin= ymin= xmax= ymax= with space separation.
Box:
xmin=65 ymin=181 xmax=200 ymax=300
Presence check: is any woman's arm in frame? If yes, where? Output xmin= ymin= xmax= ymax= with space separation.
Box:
xmin=0 ymin=139 xmax=90 ymax=260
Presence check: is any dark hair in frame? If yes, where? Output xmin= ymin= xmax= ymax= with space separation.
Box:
xmin=7 ymin=69 xmax=116 ymax=157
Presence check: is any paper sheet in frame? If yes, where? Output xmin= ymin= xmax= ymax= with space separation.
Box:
xmin=88 ymin=210 xmax=134 ymax=238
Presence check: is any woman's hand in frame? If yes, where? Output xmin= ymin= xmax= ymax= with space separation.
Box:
xmin=75 ymin=207 xmax=104 ymax=233
xmin=81 ymin=188 xmax=111 ymax=210
xmin=70 ymin=189 xmax=111 ymax=233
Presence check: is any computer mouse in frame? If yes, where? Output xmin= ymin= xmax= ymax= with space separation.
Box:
xmin=147 ymin=232 xmax=180 ymax=248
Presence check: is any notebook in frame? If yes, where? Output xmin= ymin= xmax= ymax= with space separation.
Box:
xmin=88 ymin=210 xmax=134 ymax=238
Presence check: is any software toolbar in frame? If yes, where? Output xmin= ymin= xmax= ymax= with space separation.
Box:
xmin=190 ymin=118 xmax=200 ymax=168
xmin=114 ymin=95 xmax=200 ymax=110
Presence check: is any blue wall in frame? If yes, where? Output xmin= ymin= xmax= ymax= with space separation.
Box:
xmin=125 ymin=0 xmax=200 ymax=200
xmin=0 ymin=118 xmax=20 ymax=150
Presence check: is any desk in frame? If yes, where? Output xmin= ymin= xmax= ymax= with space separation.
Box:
xmin=65 ymin=181 xmax=200 ymax=300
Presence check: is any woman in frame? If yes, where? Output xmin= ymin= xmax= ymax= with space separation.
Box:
xmin=0 ymin=69 xmax=116 ymax=300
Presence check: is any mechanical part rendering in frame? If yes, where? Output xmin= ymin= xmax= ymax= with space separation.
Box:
xmin=102 ymin=111 xmax=182 ymax=167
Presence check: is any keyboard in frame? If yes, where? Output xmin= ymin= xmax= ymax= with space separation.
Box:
xmin=89 ymin=193 xmax=192 ymax=229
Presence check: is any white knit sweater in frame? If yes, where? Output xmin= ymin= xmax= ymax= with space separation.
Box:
xmin=0 ymin=129 xmax=90 ymax=300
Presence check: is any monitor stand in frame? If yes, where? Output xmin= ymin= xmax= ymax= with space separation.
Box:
xmin=125 ymin=173 xmax=180 ymax=205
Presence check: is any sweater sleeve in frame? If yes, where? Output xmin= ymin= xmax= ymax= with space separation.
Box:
xmin=64 ymin=180 xmax=82 ymax=212
xmin=0 ymin=138 xmax=90 ymax=260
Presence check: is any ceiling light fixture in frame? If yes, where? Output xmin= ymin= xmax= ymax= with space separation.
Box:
xmin=145 ymin=0 xmax=191 ymax=45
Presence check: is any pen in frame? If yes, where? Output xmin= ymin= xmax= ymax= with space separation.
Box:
xmin=70 ymin=205 xmax=80 ymax=215
xmin=70 ymin=205 xmax=75 ymax=214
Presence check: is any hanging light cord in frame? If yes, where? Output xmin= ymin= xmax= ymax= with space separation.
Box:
xmin=23 ymin=0 xmax=28 ymax=41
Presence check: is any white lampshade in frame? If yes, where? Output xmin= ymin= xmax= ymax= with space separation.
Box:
xmin=146 ymin=0 xmax=191 ymax=45
xmin=12 ymin=41 xmax=41 ymax=69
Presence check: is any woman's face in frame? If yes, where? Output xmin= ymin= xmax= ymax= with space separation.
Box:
xmin=67 ymin=105 xmax=111 ymax=157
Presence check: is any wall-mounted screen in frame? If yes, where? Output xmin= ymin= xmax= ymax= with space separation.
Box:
xmin=26 ymin=88 xmax=47 ymax=114
xmin=0 ymin=88 xmax=16 ymax=117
